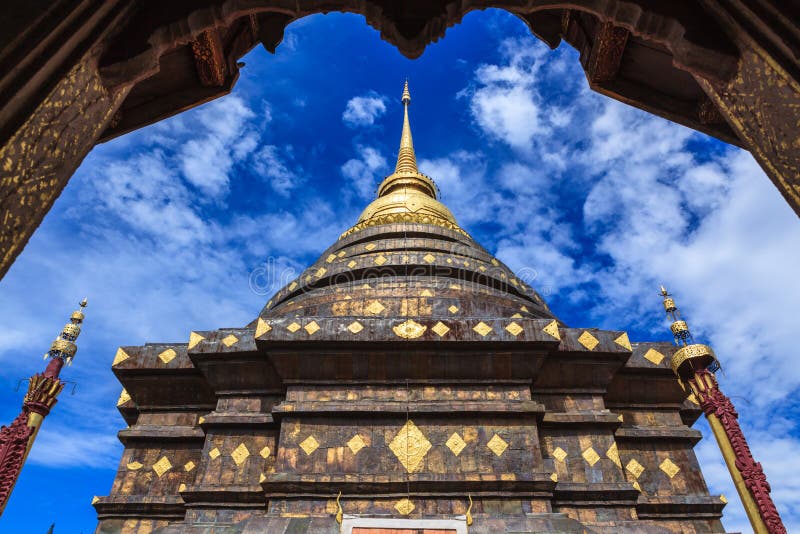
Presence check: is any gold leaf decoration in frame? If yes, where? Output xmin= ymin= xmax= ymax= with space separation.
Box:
xmin=505 ymin=322 xmax=523 ymax=336
xmin=315 ymin=267 xmax=327 ymax=278
xmin=287 ymin=322 xmax=301 ymax=333
xmin=126 ymin=461 xmax=143 ymax=470
xmin=209 ymin=447 xmax=221 ymax=459
xmin=543 ymin=320 xmax=560 ymax=340
xmin=365 ymin=243 xmax=376 ymax=251
xmin=158 ymin=348 xmax=177 ymax=364
xmin=365 ymin=300 xmax=385 ymax=315
xmin=606 ymin=442 xmax=622 ymax=468
xmin=393 ymin=319 xmax=427 ymax=339
xmin=231 ymin=443 xmax=250 ymax=466
xmin=178 ymin=483 xmax=186 ymax=492
xmin=659 ymin=458 xmax=680 ymax=479
xmin=388 ymin=420 xmax=431 ymax=473
xmin=446 ymin=432 xmax=467 ymax=456
xmin=184 ymin=461 xmax=195 ymax=472
xmin=188 ymin=332 xmax=205 ymax=350
xmin=473 ymin=321 xmax=493 ymax=337
xmin=423 ymin=254 xmax=435 ymax=263
xmin=221 ymin=334 xmax=239 ymax=347
xmin=255 ymin=318 xmax=272 ymax=337
xmin=511 ymin=313 xmax=523 ymax=319
xmin=550 ymin=472 xmax=558 ymax=482
xmin=614 ymin=332 xmax=632 ymax=351
xmin=326 ymin=254 xmax=337 ymax=263
xmin=299 ymin=435 xmax=320 ymax=455
xmin=432 ymin=321 xmax=450 ymax=337
xmin=347 ymin=321 xmax=364 ymax=334
xmin=643 ymin=348 xmax=665 ymax=365
xmin=582 ymin=446 xmax=601 ymax=466
xmin=448 ymin=305 xmax=459 ymax=314
xmin=152 ymin=456 xmax=172 ymax=477
xmin=552 ymin=446 xmax=567 ymax=462
xmin=304 ymin=321 xmax=320 ymax=335
xmin=347 ymin=260 xmax=357 ymax=268
xmin=259 ymin=446 xmax=271 ymax=459
xmin=626 ymin=459 xmax=645 ymax=479
xmin=117 ymin=388 xmax=131 ymax=407
xmin=420 ymin=289 xmax=433 ymax=297
xmin=347 ymin=434 xmax=366 ymax=455
xmin=577 ymin=331 xmax=600 ymax=351
xmin=395 ymin=498 xmax=415 ymax=515
xmin=487 ymin=434 xmax=509 ymax=457
xmin=112 ymin=348 xmax=129 ymax=366
xmin=720 ymin=494 xmax=728 ymax=503
xmin=374 ymin=255 xmax=388 ymax=266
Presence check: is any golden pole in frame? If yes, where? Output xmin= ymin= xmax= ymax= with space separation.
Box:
xmin=706 ymin=414 xmax=768 ymax=534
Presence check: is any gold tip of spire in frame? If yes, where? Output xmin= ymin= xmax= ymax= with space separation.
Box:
xmin=80 ymin=298 xmax=88 ymax=308
xmin=401 ymin=79 xmax=411 ymax=105
xmin=660 ymin=285 xmax=668 ymax=296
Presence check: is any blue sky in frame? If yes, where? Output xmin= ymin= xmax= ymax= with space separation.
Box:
xmin=2 ymin=10 xmax=800 ymax=532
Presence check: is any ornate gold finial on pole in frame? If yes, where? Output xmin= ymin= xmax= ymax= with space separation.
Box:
xmin=0 ymin=299 xmax=88 ymax=516
xmin=660 ymin=287 xmax=784 ymax=534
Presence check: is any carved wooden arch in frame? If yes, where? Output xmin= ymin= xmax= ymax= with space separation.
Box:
xmin=1 ymin=0 xmax=798 ymax=281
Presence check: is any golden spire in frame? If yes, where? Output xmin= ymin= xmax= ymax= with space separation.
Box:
xmin=341 ymin=81 xmax=465 ymax=239
xmin=659 ymin=286 xmax=718 ymax=377
xmin=395 ymin=79 xmax=418 ymax=174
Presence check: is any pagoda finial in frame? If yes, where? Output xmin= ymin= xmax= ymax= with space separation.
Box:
xmin=395 ymin=79 xmax=418 ymax=175
xmin=0 ymin=299 xmax=87 ymax=516
xmin=658 ymin=286 xmax=786 ymax=534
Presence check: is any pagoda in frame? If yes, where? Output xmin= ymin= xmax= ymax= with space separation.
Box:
xmin=95 ymin=83 xmax=740 ymax=533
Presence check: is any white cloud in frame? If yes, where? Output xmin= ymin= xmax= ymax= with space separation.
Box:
xmin=342 ymin=94 xmax=387 ymax=127
xmin=341 ymin=146 xmax=388 ymax=200
xmin=253 ymin=145 xmax=300 ymax=196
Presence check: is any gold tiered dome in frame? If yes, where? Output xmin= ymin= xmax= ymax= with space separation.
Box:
xmin=261 ymin=82 xmax=556 ymax=322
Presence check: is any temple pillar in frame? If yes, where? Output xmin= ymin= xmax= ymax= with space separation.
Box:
xmin=695 ymin=0 xmax=800 ymax=214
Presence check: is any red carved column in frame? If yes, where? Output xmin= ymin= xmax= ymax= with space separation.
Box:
xmin=0 ymin=299 xmax=87 ymax=516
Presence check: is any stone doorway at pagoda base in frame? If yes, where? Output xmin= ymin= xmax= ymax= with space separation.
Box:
xmin=343 ymin=517 xmax=466 ymax=534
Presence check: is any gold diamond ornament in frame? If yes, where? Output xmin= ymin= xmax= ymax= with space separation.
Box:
xmin=374 ymin=255 xmax=388 ymax=266
xmin=626 ymin=459 xmax=645 ymax=479
xmin=255 ymin=318 xmax=272 ymax=337
xmin=552 ymin=446 xmax=568 ymax=462
xmin=473 ymin=321 xmax=493 ymax=337
xmin=366 ymin=300 xmax=385 ymax=315
xmin=158 ymin=348 xmax=177 ymax=364
xmin=543 ymin=320 xmax=560 ymax=340
xmin=347 ymin=434 xmax=367 ymax=455
xmin=152 ymin=456 xmax=172 ymax=477
xmin=582 ymin=447 xmax=600 ymax=466
xmin=389 ymin=420 xmax=432 ymax=473
xmin=393 ymin=319 xmax=427 ymax=339
xmin=423 ymin=254 xmax=435 ymax=263
xmin=659 ymin=458 xmax=680 ymax=478
xmin=432 ymin=321 xmax=450 ymax=337
xmin=505 ymin=322 xmax=523 ymax=336
xmin=299 ymin=435 xmax=320 ymax=455
xmin=606 ymin=442 xmax=622 ymax=468
xmin=126 ymin=461 xmax=143 ymax=470
xmin=221 ymin=334 xmax=239 ymax=347
xmin=446 ymin=432 xmax=467 ymax=456
xmin=188 ymin=332 xmax=205 ymax=350
xmin=614 ymin=332 xmax=632 ymax=350
xmin=643 ymin=348 xmax=665 ymax=365
xmin=287 ymin=322 xmax=301 ymax=333
xmin=577 ymin=331 xmax=600 ymax=351
xmin=112 ymin=348 xmax=130 ymax=365
xmin=209 ymin=447 xmax=221 ymax=459
xmin=448 ymin=305 xmax=459 ymax=314
xmin=184 ymin=461 xmax=196 ymax=472
xmin=117 ymin=388 xmax=131 ymax=407
xmin=259 ymin=446 xmax=271 ymax=459
xmin=304 ymin=321 xmax=320 ymax=335
xmin=395 ymin=498 xmax=415 ymax=515
xmin=487 ymin=434 xmax=509 ymax=457
xmin=231 ymin=443 xmax=250 ymax=466
xmin=347 ymin=321 xmax=364 ymax=334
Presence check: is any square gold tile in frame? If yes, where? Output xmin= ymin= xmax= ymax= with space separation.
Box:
xmin=552 ymin=446 xmax=568 ymax=462
xmin=221 ymin=334 xmax=239 ymax=347
xmin=448 ymin=305 xmax=459 ymax=314
xmin=347 ymin=260 xmax=357 ymax=268
xmin=259 ymin=446 xmax=271 ymax=459
xmin=614 ymin=332 xmax=632 ymax=350
xmin=184 ymin=461 xmax=196 ymax=472
xmin=423 ymin=254 xmax=435 ymax=263
xmin=365 ymin=243 xmax=376 ymax=251
xmin=389 ymin=420 xmax=431 ymax=473
xmin=606 ymin=442 xmax=621 ymax=468
xmin=255 ymin=318 xmax=271 ymax=337
xmin=395 ymin=498 xmax=415 ymax=515
xmin=113 ymin=348 xmax=130 ymax=365
xmin=374 ymin=255 xmax=388 ymax=266
xmin=315 ymin=267 xmax=327 ymax=277
xmin=287 ymin=322 xmax=301 ymax=333
xmin=209 ymin=447 xmax=221 ymax=459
